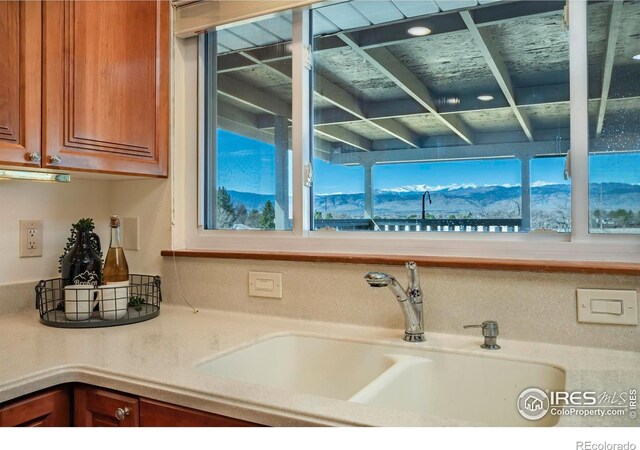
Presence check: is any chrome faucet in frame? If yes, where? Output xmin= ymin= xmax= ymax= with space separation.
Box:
xmin=364 ymin=262 xmax=425 ymax=342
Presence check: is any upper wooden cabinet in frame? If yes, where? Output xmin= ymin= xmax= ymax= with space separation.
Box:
xmin=40 ymin=0 xmax=169 ymax=177
xmin=0 ymin=1 xmax=42 ymax=167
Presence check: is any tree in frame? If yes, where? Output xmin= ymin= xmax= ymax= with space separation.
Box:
xmin=260 ymin=201 xmax=275 ymax=229
xmin=246 ymin=209 xmax=261 ymax=228
xmin=235 ymin=204 xmax=248 ymax=225
xmin=324 ymin=212 xmax=333 ymax=220
xmin=217 ymin=187 xmax=236 ymax=228
xmin=314 ymin=211 xmax=323 ymax=220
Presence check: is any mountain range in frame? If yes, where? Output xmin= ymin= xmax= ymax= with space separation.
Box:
xmin=225 ymin=182 xmax=640 ymax=225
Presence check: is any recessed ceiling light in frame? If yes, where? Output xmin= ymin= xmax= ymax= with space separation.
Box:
xmin=633 ymin=54 xmax=640 ymax=61
xmin=477 ymin=95 xmax=494 ymax=101
xmin=407 ymin=26 xmax=431 ymax=37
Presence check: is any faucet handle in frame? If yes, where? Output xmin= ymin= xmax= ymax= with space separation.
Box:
xmin=463 ymin=320 xmax=500 ymax=350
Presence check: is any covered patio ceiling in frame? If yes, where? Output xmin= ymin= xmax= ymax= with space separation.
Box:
xmin=213 ymin=0 xmax=640 ymax=164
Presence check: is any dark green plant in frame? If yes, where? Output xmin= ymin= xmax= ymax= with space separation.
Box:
xmin=128 ymin=296 xmax=145 ymax=312
xmin=58 ymin=218 xmax=103 ymax=273
xmin=217 ymin=187 xmax=236 ymax=228
xmin=260 ymin=200 xmax=276 ymax=229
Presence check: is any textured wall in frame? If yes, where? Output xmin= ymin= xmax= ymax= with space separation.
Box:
xmin=0 ymin=177 xmax=170 ymax=315
xmin=162 ymin=256 xmax=640 ymax=352
xmin=108 ymin=178 xmax=171 ymax=278
xmin=0 ymin=179 xmax=111 ymax=285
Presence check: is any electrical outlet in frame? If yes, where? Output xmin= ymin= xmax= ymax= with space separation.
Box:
xmin=20 ymin=220 xmax=43 ymax=257
xmin=27 ymin=228 xmax=36 ymax=248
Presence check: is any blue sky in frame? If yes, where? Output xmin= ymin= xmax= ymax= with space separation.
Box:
xmin=217 ymin=130 xmax=640 ymax=195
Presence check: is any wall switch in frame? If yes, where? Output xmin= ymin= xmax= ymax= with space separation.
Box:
xmin=20 ymin=220 xmax=43 ymax=257
xmin=249 ymin=272 xmax=282 ymax=299
xmin=577 ymin=289 xmax=638 ymax=325
xmin=122 ymin=217 xmax=139 ymax=250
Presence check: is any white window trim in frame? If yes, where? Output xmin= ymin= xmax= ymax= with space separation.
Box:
xmin=174 ymin=1 xmax=640 ymax=263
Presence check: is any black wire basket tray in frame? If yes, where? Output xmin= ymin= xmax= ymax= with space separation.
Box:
xmin=35 ymin=274 xmax=161 ymax=328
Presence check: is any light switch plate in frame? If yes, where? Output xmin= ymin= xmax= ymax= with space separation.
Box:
xmin=122 ymin=217 xmax=139 ymax=250
xmin=19 ymin=220 xmax=43 ymax=257
xmin=249 ymin=272 xmax=282 ymax=299
xmin=577 ymin=289 xmax=638 ymax=325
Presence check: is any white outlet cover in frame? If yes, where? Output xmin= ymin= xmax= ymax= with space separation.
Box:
xmin=577 ymin=289 xmax=638 ymax=325
xmin=19 ymin=220 xmax=43 ymax=258
xmin=122 ymin=217 xmax=139 ymax=251
xmin=249 ymin=272 xmax=282 ymax=299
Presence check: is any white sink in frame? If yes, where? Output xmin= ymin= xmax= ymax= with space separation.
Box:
xmin=348 ymin=353 xmax=563 ymax=426
xmin=198 ymin=335 xmax=397 ymax=400
xmin=197 ymin=334 xmax=565 ymax=426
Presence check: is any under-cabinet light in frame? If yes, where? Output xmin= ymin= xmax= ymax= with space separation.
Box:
xmin=407 ymin=26 xmax=432 ymax=37
xmin=633 ymin=54 xmax=640 ymax=61
xmin=0 ymin=169 xmax=71 ymax=183
xmin=477 ymin=95 xmax=494 ymax=101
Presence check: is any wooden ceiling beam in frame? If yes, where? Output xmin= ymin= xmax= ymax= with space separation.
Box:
xmin=460 ymin=10 xmax=534 ymax=142
xmin=268 ymin=59 xmax=422 ymax=148
xmin=596 ymin=0 xmax=624 ymax=137
xmin=338 ymin=33 xmax=474 ymax=145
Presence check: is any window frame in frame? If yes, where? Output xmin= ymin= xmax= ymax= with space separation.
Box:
xmin=180 ymin=1 xmax=640 ymax=262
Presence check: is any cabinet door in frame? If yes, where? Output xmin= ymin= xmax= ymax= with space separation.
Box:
xmin=43 ymin=0 xmax=169 ymax=177
xmin=0 ymin=1 xmax=41 ymax=167
xmin=140 ymin=398 xmax=261 ymax=427
xmin=0 ymin=387 xmax=70 ymax=427
xmin=74 ymin=385 xmax=139 ymax=427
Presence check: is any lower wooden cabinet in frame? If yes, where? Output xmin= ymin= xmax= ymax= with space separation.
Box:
xmin=139 ymin=398 xmax=258 ymax=427
xmin=74 ymin=385 xmax=139 ymax=427
xmin=0 ymin=386 xmax=70 ymax=427
xmin=0 ymin=384 xmax=262 ymax=427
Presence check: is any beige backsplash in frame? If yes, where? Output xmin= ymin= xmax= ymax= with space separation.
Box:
xmin=162 ymin=256 xmax=640 ymax=352
xmin=0 ymin=281 xmax=39 ymax=315
xmin=4 ymin=257 xmax=637 ymax=352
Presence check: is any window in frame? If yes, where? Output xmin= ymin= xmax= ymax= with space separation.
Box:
xmin=368 ymin=159 xmax=522 ymax=232
xmin=203 ymin=13 xmax=293 ymax=230
xmin=587 ymin=0 xmax=640 ymax=234
xmin=313 ymin=159 xmax=364 ymax=224
xmin=311 ymin=0 xmax=571 ymax=233
xmin=193 ymin=0 xmax=639 ymax=259
xmin=530 ymin=156 xmax=571 ymax=232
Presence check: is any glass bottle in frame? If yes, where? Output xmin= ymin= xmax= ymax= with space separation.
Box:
xmin=61 ymin=230 xmax=102 ymax=287
xmin=103 ymin=215 xmax=129 ymax=283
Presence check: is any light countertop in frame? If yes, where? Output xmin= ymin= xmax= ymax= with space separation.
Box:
xmin=0 ymin=305 xmax=639 ymax=426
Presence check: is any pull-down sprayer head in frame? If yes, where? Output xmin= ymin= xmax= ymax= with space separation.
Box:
xmin=364 ymin=272 xmax=409 ymax=303
xmin=364 ymin=272 xmax=394 ymax=287
xmin=364 ymin=264 xmax=425 ymax=342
